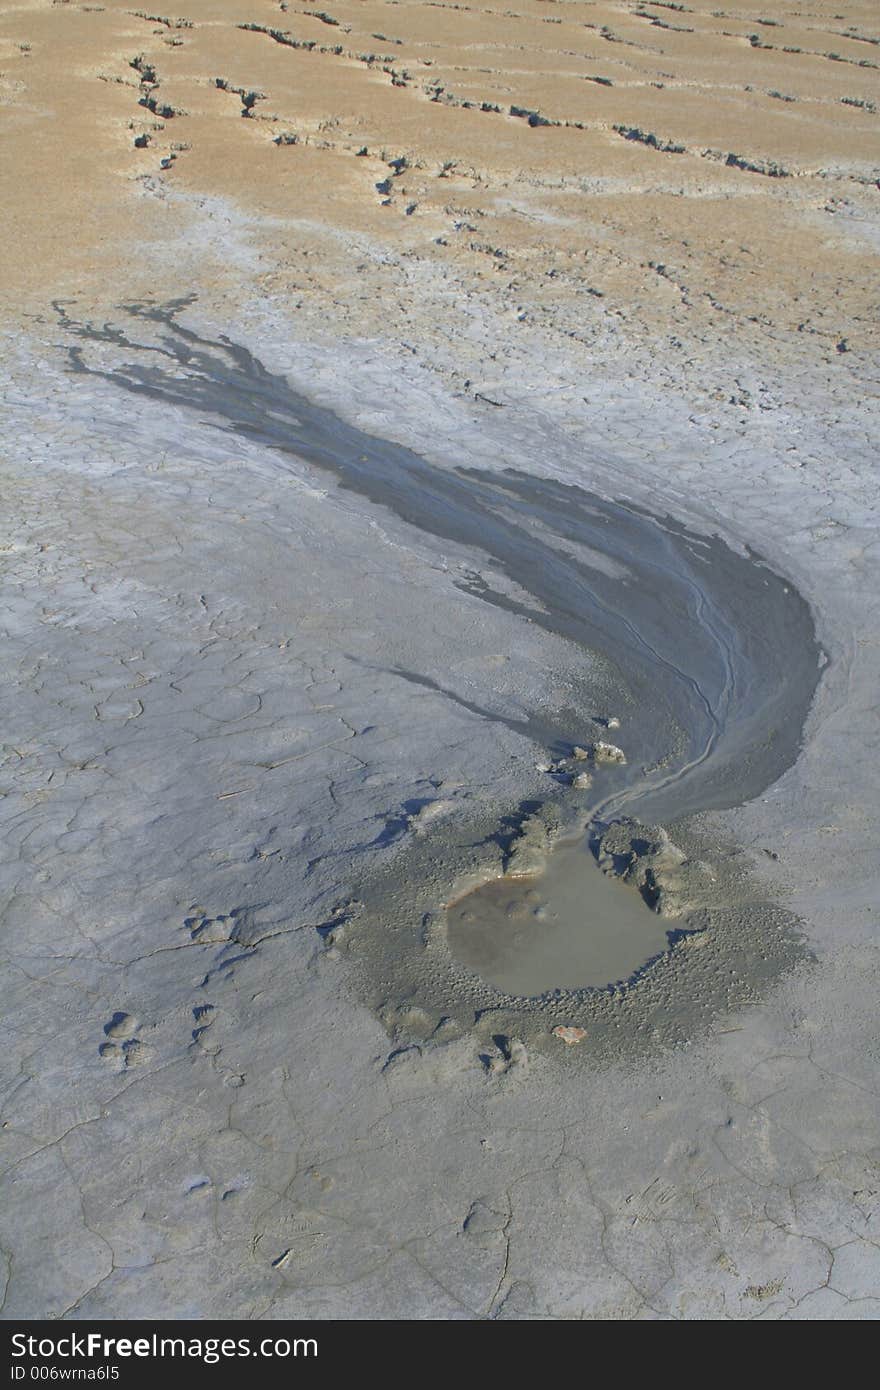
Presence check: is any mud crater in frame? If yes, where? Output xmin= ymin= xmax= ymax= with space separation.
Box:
xmin=343 ymin=799 xmax=812 ymax=1063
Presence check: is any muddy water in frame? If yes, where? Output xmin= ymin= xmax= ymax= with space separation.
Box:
xmin=446 ymin=842 xmax=672 ymax=994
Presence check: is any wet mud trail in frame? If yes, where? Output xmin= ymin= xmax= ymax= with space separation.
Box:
xmin=56 ymin=299 xmax=824 ymax=829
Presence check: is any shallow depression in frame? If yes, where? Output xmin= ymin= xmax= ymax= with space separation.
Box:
xmin=446 ymin=839 xmax=675 ymax=995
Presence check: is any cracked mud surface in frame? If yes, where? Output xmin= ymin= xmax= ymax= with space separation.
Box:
xmin=1 ymin=0 xmax=879 ymax=1322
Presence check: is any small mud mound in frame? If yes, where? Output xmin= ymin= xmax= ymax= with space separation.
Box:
xmin=594 ymin=818 xmax=720 ymax=919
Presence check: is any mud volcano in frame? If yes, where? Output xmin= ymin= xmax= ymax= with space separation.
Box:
xmin=56 ymin=300 xmax=827 ymax=1046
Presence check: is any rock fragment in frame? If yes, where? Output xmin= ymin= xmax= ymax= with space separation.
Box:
xmin=552 ymin=1025 xmax=587 ymax=1045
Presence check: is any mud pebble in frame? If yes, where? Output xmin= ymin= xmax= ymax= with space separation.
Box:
xmin=552 ymin=1025 xmax=587 ymax=1046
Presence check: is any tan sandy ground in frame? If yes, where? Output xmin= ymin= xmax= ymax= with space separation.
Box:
xmin=1 ymin=0 xmax=877 ymax=371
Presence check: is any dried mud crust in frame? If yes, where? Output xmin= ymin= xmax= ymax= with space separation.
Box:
xmin=339 ymin=799 xmax=812 ymax=1062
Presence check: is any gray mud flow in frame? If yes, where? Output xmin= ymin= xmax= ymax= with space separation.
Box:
xmin=56 ymin=299 xmax=823 ymax=825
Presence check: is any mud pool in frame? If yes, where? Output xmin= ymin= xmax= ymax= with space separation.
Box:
xmin=446 ymin=840 xmax=673 ymax=994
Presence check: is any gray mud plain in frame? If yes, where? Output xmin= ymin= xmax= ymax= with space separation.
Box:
xmin=3 ymin=300 xmax=872 ymax=1323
